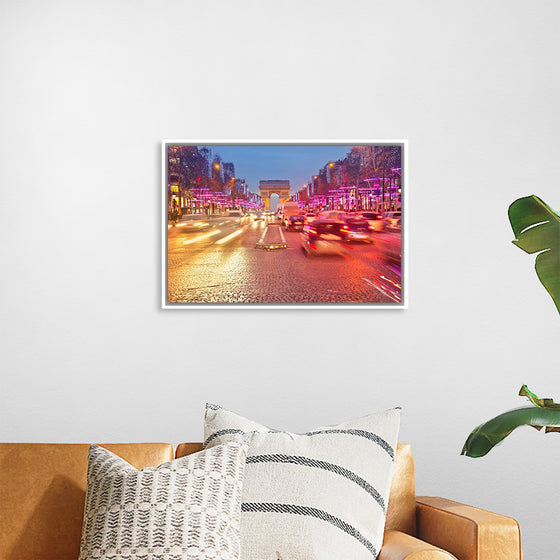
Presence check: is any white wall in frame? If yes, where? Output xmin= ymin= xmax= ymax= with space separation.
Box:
xmin=1 ymin=1 xmax=559 ymax=557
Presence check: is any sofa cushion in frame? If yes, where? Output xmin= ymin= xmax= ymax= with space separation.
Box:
xmin=78 ymin=441 xmax=248 ymax=560
xmin=0 ymin=443 xmax=173 ymax=560
xmin=175 ymin=442 xmax=417 ymax=537
xmin=204 ymin=404 xmax=401 ymax=560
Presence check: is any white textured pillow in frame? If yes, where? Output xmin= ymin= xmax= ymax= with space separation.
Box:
xmin=79 ymin=441 xmax=248 ymax=560
xmin=204 ymin=405 xmax=401 ymax=560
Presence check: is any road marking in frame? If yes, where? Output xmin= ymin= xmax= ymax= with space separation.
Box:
xmin=257 ymin=227 xmax=268 ymax=247
xmin=215 ymin=229 xmax=244 ymax=245
xmin=255 ymin=225 xmax=288 ymax=249
xmin=182 ymin=230 xmax=221 ymax=245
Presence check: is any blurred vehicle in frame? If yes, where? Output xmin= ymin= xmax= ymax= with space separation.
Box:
xmin=280 ymin=201 xmax=301 ymax=226
xmin=374 ymin=234 xmax=402 ymax=263
xmin=286 ymin=214 xmax=305 ymax=231
xmin=253 ymin=211 xmax=264 ymax=221
xmin=301 ymin=219 xmax=349 ymax=257
xmin=304 ymin=212 xmax=317 ymax=224
xmin=383 ymin=211 xmax=402 ymax=231
xmin=177 ymin=213 xmax=211 ymax=231
xmin=317 ymin=210 xmax=351 ymax=221
xmin=342 ymin=217 xmax=374 ymax=243
xmin=360 ymin=211 xmax=385 ymax=232
xmin=225 ymin=209 xmax=245 ymax=224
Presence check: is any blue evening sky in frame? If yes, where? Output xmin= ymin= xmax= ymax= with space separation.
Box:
xmin=202 ymin=145 xmax=353 ymax=194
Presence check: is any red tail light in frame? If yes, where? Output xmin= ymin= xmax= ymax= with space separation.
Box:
xmin=341 ymin=225 xmax=349 ymax=232
xmin=308 ymin=227 xmax=317 ymax=235
xmin=368 ymin=225 xmax=375 ymax=230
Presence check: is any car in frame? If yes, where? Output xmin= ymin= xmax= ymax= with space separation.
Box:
xmin=317 ymin=210 xmax=351 ymax=222
xmin=359 ymin=211 xmax=384 ymax=232
xmin=374 ymin=233 xmax=402 ymax=263
xmin=342 ymin=217 xmax=374 ymax=242
xmin=225 ymin=209 xmax=245 ymax=224
xmin=300 ymin=219 xmax=349 ymax=257
xmin=286 ymin=214 xmax=305 ymax=231
xmin=304 ymin=212 xmax=318 ymax=224
xmin=383 ymin=211 xmax=402 ymax=231
xmin=279 ymin=202 xmax=301 ymax=227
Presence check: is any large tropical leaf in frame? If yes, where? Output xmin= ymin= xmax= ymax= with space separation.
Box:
xmin=508 ymin=195 xmax=560 ymax=314
xmin=462 ymin=386 xmax=560 ymax=458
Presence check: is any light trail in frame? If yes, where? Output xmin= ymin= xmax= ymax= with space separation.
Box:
xmin=362 ymin=277 xmax=401 ymax=303
xmin=380 ymin=275 xmax=401 ymax=290
xmin=182 ymin=230 xmax=221 ymax=245
xmin=175 ymin=222 xmax=208 ymax=228
xmin=215 ymin=229 xmax=244 ymax=245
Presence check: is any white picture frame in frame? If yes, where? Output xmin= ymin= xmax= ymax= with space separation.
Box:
xmin=162 ymin=140 xmax=408 ymax=309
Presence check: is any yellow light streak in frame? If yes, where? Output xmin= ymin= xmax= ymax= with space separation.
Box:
xmin=182 ymin=230 xmax=221 ymax=245
xmin=215 ymin=229 xmax=244 ymax=245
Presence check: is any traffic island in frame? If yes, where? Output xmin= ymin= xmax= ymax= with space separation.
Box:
xmin=255 ymin=224 xmax=288 ymax=250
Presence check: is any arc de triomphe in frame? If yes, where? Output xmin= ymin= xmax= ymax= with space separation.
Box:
xmin=258 ymin=180 xmax=291 ymax=210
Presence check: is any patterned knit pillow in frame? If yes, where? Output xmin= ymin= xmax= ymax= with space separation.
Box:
xmin=204 ymin=405 xmax=401 ymax=560
xmin=79 ymin=441 xmax=248 ymax=560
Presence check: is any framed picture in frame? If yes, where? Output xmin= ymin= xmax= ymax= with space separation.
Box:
xmin=162 ymin=140 xmax=407 ymax=308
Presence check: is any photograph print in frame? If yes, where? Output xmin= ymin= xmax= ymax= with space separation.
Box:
xmin=163 ymin=141 xmax=405 ymax=308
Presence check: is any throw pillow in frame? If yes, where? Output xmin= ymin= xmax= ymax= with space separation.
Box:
xmin=204 ymin=404 xmax=401 ymax=560
xmin=79 ymin=440 xmax=249 ymax=560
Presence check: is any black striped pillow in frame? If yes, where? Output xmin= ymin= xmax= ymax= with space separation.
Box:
xmin=204 ymin=405 xmax=401 ymax=560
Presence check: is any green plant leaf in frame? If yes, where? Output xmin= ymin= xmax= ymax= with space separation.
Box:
xmin=519 ymin=384 xmax=560 ymax=409
xmin=508 ymin=195 xmax=560 ymax=314
xmin=461 ymin=406 xmax=560 ymax=458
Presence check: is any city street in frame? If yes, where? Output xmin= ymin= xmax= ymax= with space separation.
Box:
xmin=167 ymin=216 xmax=402 ymax=304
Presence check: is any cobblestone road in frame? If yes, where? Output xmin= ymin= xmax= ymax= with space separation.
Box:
xmin=167 ymin=217 xmax=402 ymax=305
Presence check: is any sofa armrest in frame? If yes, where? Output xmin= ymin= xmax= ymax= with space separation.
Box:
xmin=416 ymin=496 xmax=522 ymax=560
xmin=379 ymin=530 xmax=457 ymax=560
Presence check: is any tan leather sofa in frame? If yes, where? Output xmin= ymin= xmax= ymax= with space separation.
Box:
xmin=0 ymin=442 xmax=521 ymax=560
